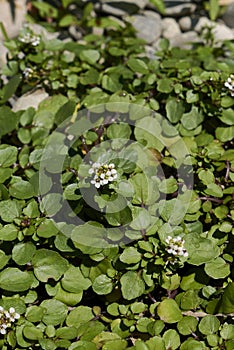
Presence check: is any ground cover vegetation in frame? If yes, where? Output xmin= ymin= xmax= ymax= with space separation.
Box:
xmin=0 ymin=0 xmax=233 ymax=349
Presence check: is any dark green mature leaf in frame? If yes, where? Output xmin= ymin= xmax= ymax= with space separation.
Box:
xmin=205 ymin=257 xmax=230 ymax=279
xmin=62 ymin=266 xmax=91 ymax=293
xmin=127 ymin=58 xmax=149 ymax=74
xmin=0 ymin=75 xmax=21 ymax=104
xmin=177 ymin=316 xmax=198 ymax=335
xmin=9 ymin=179 xmax=35 ymax=199
xmin=80 ymin=49 xmax=100 ymax=64
xmin=41 ymin=299 xmax=68 ymax=326
xmin=218 ymin=283 xmax=234 ymax=313
xmin=0 ymin=224 xmax=18 ymax=241
xmin=157 ymin=299 xmax=182 ymax=324
xmin=181 ymin=107 xmax=203 ymax=130
xmin=120 ymin=271 xmax=145 ymax=300
xmin=0 ymin=199 xmax=21 ymax=222
xmin=199 ymin=315 xmax=220 ymax=335
xmin=0 ymin=106 xmax=18 ymax=137
xmin=166 ymin=98 xmax=184 ymax=124
xmin=92 ymin=275 xmax=113 ymax=295
xmin=12 ymin=242 xmax=36 ymax=265
xmin=120 ymin=247 xmax=141 ymax=264
xmin=215 ymin=126 xmax=234 ymax=142
xmin=32 ymin=249 xmax=69 ymax=282
xmin=0 ymin=145 xmax=17 ymax=167
xmin=186 ymin=233 xmax=219 ymax=265
xmin=157 ymin=78 xmax=174 ymax=93
xmin=0 ymin=268 xmax=33 ymax=291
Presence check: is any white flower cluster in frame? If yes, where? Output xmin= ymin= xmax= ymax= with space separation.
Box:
xmin=224 ymin=74 xmax=234 ymax=97
xmin=19 ymin=32 xmax=40 ymax=46
xmin=165 ymin=236 xmax=188 ymax=258
xmin=0 ymin=306 xmax=20 ymax=335
xmin=89 ymin=162 xmax=118 ymax=188
xmin=23 ymin=67 xmax=34 ymax=79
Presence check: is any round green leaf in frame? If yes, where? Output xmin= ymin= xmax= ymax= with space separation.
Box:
xmin=80 ymin=49 xmax=100 ymax=64
xmin=180 ymin=290 xmax=202 ymax=310
xmin=0 ymin=145 xmax=17 ymax=167
xmin=12 ymin=242 xmax=36 ymax=265
xmin=32 ymin=249 xmax=69 ymax=282
xmin=61 ymin=266 xmax=91 ymax=293
xmin=0 ymin=106 xmax=18 ymax=137
xmin=205 ymin=257 xmax=230 ymax=279
xmin=0 ymin=250 xmax=9 ymax=270
xmin=66 ymin=306 xmax=94 ymax=328
xmin=25 ymin=305 xmax=45 ymax=323
xmin=166 ymin=98 xmax=184 ymax=124
xmin=205 ymin=183 xmax=223 ymax=198
xmin=23 ymin=325 xmax=44 ymax=340
xmin=127 ymin=58 xmax=149 ymax=74
xmin=0 ymin=267 xmax=32 ymax=292
xmin=198 ymin=315 xmax=220 ymax=335
xmin=37 ymin=218 xmax=59 ymax=238
xmin=0 ymin=199 xmax=21 ymax=222
xmin=92 ymin=274 xmax=113 ymax=295
xmin=216 ymin=126 xmax=234 ymax=142
xmin=177 ymin=316 xmax=198 ymax=335
xmin=0 ymin=224 xmax=18 ymax=241
xmin=120 ymin=271 xmax=145 ymax=300
xmin=220 ymin=324 xmax=234 ymax=340
xmin=218 ymin=282 xmax=234 ymax=313
xmin=157 ymin=299 xmax=182 ymax=324
xmin=41 ymin=299 xmax=68 ymax=326
xmin=180 ymin=339 xmax=205 ymax=350
xmin=9 ymin=179 xmax=35 ymax=199
xmin=55 ymin=326 xmax=78 ymax=340
xmin=186 ymin=233 xmax=219 ymax=265
xmin=119 ymin=247 xmax=141 ymax=264
xmin=181 ymin=106 xmax=203 ymax=130
xmin=163 ymin=329 xmax=180 ymax=350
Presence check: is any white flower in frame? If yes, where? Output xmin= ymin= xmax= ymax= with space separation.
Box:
xmin=23 ymin=67 xmax=34 ymax=79
xmin=19 ymin=32 xmax=41 ymax=46
xmin=165 ymin=235 xmax=188 ymax=258
xmin=89 ymin=162 xmax=118 ymax=188
xmin=0 ymin=325 xmax=7 ymax=335
xmin=224 ymin=74 xmax=234 ymax=97
xmin=0 ymin=306 xmax=20 ymax=335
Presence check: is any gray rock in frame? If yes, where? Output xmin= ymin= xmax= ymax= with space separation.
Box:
xmin=12 ymin=89 xmax=49 ymax=112
xmin=179 ymin=16 xmax=192 ymax=31
xmin=169 ymin=31 xmax=200 ymax=49
xmin=95 ymin=0 xmax=148 ymax=16
xmin=222 ymin=3 xmax=234 ymax=28
xmin=213 ymin=22 xmax=234 ymax=40
xmin=194 ymin=17 xmax=214 ymax=32
xmin=145 ymin=45 xmax=157 ymax=60
xmin=26 ymin=23 xmax=59 ymax=40
xmin=0 ymin=41 xmax=8 ymax=67
xmin=164 ymin=2 xmax=197 ymax=17
xmin=0 ymin=0 xmax=26 ymax=40
xmin=162 ymin=18 xmax=181 ymax=39
xmin=195 ymin=17 xmax=234 ymax=41
xmin=129 ymin=12 xmax=162 ymax=44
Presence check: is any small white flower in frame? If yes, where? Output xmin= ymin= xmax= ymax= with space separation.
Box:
xmin=89 ymin=162 xmax=118 ymax=188
xmin=0 ymin=327 xmax=7 ymax=335
xmin=19 ymin=32 xmax=41 ymax=46
xmin=23 ymin=67 xmax=34 ymax=79
xmin=165 ymin=235 xmax=188 ymax=259
xmin=224 ymin=74 xmax=234 ymax=97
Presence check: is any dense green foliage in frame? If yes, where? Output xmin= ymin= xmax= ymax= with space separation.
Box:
xmin=0 ymin=1 xmax=233 ymax=349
